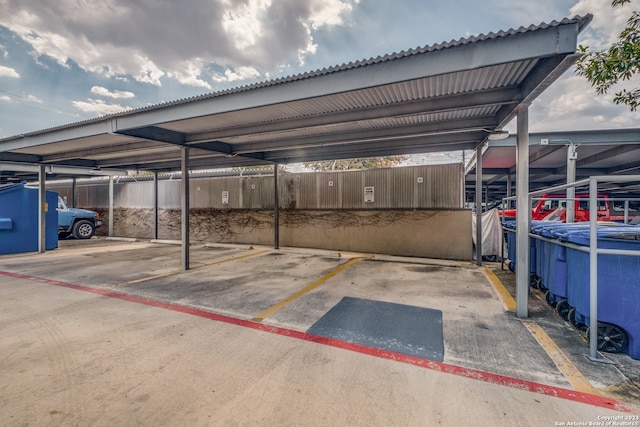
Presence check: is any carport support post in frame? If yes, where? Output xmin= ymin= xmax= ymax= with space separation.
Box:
xmin=181 ymin=147 xmax=190 ymax=270
xmin=38 ymin=164 xmax=46 ymax=253
xmin=515 ymin=107 xmax=530 ymax=318
xmin=108 ymin=176 xmax=114 ymax=237
xmin=71 ymin=178 xmax=77 ymax=207
xmin=475 ymin=145 xmax=483 ymax=266
xmin=153 ymin=171 xmax=159 ymax=240
xmin=274 ymin=163 xmax=280 ymax=250
xmin=566 ymin=142 xmax=577 ymax=223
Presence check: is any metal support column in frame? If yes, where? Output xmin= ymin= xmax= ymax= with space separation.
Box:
xmin=153 ymin=171 xmax=159 ymax=240
xmin=181 ymin=147 xmax=190 ymax=270
xmin=38 ymin=164 xmax=46 ymax=253
xmin=274 ymin=164 xmax=280 ymax=250
xmin=108 ymin=176 xmax=114 ymax=237
xmin=515 ymin=107 xmax=530 ymax=318
xmin=588 ymin=177 xmax=600 ymax=361
xmin=475 ymin=144 xmax=483 ymax=266
xmin=506 ymin=175 xmax=512 ymax=208
xmin=566 ymin=142 xmax=578 ymax=223
xmin=71 ymin=178 xmax=77 ymax=207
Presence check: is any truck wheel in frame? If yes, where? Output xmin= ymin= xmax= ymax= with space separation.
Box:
xmin=72 ymin=220 xmax=95 ymax=239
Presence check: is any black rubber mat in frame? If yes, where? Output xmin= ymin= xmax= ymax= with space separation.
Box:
xmin=307 ymin=296 xmax=444 ymax=362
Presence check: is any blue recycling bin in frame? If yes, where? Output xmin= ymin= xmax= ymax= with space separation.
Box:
xmin=533 ymin=223 xmax=600 ymax=304
xmin=531 ymin=221 xmax=560 ymax=290
xmin=530 ymin=223 xmax=628 ymax=308
xmin=0 ymin=183 xmax=58 ymax=255
xmin=502 ymin=220 xmax=536 ymax=279
xmin=562 ymin=227 xmax=640 ymax=359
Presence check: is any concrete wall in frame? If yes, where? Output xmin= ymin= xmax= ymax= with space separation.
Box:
xmin=94 ymin=208 xmax=472 ymax=261
xmin=50 ymin=165 xmax=471 ymax=260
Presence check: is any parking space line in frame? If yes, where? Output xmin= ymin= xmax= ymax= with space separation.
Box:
xmin=483 ymin=267 xmax=598 ymax=396
xmin=251 ymin=257 xmax=366 ymax=323
xmin=124 ymin=249 xmax=272 ymax=285
xmin=0 ymin=269 xmax=630 ymax=413
xmin=482 ymin=267 xmax=516 ymax=312
xmin=522 ymin=321 xmax=598 ymax=395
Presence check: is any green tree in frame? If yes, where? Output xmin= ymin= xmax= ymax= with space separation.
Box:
xmin=304 ymin=156 xmax=409 ymax=171
xmin=576 ymin=0 xmax=640 ymax=110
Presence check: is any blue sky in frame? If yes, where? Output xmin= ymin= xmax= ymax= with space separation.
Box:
xmin=1 ymin=0 xmax=638 ymax=139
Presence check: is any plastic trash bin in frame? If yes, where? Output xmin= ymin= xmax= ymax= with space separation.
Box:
xmin=530 ymin=223 xmax=628 ymax=322
xmin=561 ymin=227 xmax=640 ymax=359
xmin=502 ymin=220 xmax=536 ymax=282
xmin=530 ymin=222 xmax=578 ymax=307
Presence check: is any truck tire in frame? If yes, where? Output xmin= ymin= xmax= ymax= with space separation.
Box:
xmin=72 ymin=220 xmax=95 ymax=239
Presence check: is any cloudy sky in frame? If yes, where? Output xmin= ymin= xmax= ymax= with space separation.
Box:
xmin=0 ymin=0 xmax=638 ymax=139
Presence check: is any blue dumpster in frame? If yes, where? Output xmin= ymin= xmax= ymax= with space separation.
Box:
xmin=532 ymin=223 xmax=605 ymax=302
xmin=502 ymin=220 xmax=536 ymax=281
xmin=531 ymin=221 xmax=561 ymax=291
xmin=530 ymin=222 xmax=577 ymax=305
xmin=0 ymin=183 xmax=58 ymax=255
xmin=562 ymin=227 xmax=640 ymax=359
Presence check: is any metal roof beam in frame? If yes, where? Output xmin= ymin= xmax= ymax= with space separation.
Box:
xmin=186 ymin=89 xmax=516 ymax=143
xmin=608 ymin=160 xmax=640 ymax=174
xmin=0 ymin=152 xmax=42 ymax=163
xmin=230 ymin=117 xmax=498 ymax=154
xmin=40 ymin=140 xmax=165 ymax=163
xmin=266 ymin=134 xmax=480 ymax=163
xmin=116 ymin=126 xmax=186 ymax=145
xmin=0 ymin=161 xmax=125 ymax=177
xmin=556 ymin=145 xmax=640 ymax=174
xmin=116 ymin=126 xmax=267 ymax=163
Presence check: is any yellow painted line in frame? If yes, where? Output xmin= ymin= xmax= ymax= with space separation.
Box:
xmin=193 ymin=249 xmax=272 ymax=269
xmin=252 ymin=257 xmax=366 ymax=322
xmin=522 ymin=321 xmax=598 ymax=395
xmin=124 ymin=249 xmax=272 ymax=285
xmin=482 ymin=267 xmax=597 ymax=395
xmin=482 ymin=267 xmax=516 ymax=312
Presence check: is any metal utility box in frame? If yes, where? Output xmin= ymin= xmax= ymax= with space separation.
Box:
xmin=0 ymin=183 xmax=58 ymax=255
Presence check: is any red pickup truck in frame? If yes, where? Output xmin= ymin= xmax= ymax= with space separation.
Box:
xmin=499 ymin=194 xmax=636 ymax=222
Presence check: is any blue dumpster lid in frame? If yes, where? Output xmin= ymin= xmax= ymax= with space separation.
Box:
xmin=546 ymin=223 xmax=630 ymax=238
xmin=0 ymin=182 xmax=25 ymax=193
xmin=561 ymin=226 xmax=640 ymax=246
xmin=501 ymin=220 xmax=517 ymax=230
xmin=531 ymin=222 xmax=579 ymax=237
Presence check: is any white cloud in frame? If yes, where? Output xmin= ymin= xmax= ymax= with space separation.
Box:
xmin=167 ymin=60 xmax=212 ymax=89
xmin=0 ymin=65 xmax=20 ymax=78
xmin=71 ymin=98 xmax=132 ymax=116
xmin=0 ymin=0 xmax=359 ymax=87
xmin=221 ymin=0 xmax=271 ymax=51
xmin=571 ymin=0 xmax=640 ymax=49
xmin=26 ymin=94 xmax=43 ymax=104
xmin=91 ymin=86 xmax=135 ymax=99
xmin=0 ymin=95 xmax=12 ymax=102
xmin=529 ymin=73 xmax=639 ymax=132
xmin=308 ymin=0 xmax=356 ymax=30
xmin=212 ymin=66 xmax=261 ymax=83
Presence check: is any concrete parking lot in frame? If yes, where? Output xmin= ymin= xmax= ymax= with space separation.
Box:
xmin=0 ymin=238 xmax=638 ymax=426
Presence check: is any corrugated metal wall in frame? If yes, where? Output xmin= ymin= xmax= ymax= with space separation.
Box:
xmin=49 ymin=164 xmax=463 ymax=210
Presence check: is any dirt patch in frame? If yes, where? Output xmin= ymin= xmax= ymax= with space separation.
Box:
xmin=95 ymin=208 xmax=434 ymax=242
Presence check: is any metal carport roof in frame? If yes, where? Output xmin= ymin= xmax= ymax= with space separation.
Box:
xmin=0 ymin=15 xmax=593 ymax=320
xmin=465 ymin=128 xmax=640 ymax=203
xmin=0 ymin=16 xmax=591 ymax=180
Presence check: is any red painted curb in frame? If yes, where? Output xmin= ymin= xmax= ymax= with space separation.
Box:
xmin=0 ymin=270 xmax=631 ymax=413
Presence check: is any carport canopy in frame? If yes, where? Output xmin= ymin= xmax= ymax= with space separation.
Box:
xmin=0 ymin=15 xmax=593 ymax=318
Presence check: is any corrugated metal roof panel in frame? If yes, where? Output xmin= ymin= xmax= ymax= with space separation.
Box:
xmin=4 ymin=17 xmax=590 ymax=138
